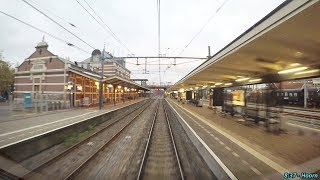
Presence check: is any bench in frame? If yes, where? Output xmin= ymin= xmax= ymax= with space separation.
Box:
xmin=188 ymin=99 xmax=199 ymax=106
xmin=266 ymin=118 xmax=281 ymax=132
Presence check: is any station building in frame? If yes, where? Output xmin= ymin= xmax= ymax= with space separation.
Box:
xmin=14 ymin=38 xmax=148 ymax=108
xmin=80 ymin=53 xmax=130 ymax=80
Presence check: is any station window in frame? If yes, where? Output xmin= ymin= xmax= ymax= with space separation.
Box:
xmin=294 ymin=93 xmax=297 ymax=97
xmin=285 ymin=92 xmax=288 ymax=96
xmin=289 ymin=93 xmax=292 ymax=97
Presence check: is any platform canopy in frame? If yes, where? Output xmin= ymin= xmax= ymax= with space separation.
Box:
xmin=169 ymin=0 xmax=320 ymax=91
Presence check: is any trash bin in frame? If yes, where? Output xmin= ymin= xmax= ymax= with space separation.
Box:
xmin=280 ymin=114 xmax=288 ymax=130
xmin=198 ymin=99 xmax=203 ymax=107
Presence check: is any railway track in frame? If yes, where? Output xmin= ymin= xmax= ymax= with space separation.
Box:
xmin=245 ymin=103 xmax=320 ymax=129
xmin=0 ymin=169 xmax=21 ymax=180
xmin=137 ymin=99 xmax=184 ymax=180
xmin=246 ymin=103 xmax=320 ymax=119
xmin=280 ymin=107 xmax=320 ymax=129
xmin=282 ymin=106 xmax=320 ymax=113
xmin=23 ymin=100 xmax=152 ymax=180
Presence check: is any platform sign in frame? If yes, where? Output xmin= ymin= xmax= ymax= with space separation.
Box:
xmin=232 ymin=90 xmax=245 ymax=106
xmin=24 ymin=92 xmax=32 ymax=108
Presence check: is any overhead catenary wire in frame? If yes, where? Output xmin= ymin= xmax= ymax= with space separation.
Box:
xmin=125 ymin=59 xmax=203 ymax=66
xmin=130 ymin=73 xmax=146 ymax=81
xmin=21 ymin=0 xmax=95 ymax=49
xmin=161 ymin=0 xmax=229 ymax=76
xmin=175 ymin=59 xmax=206 ymax=65
xmin=28 ymin=0 xmax=77 ymax=28
xmin=76 ymin=0 xmax=134 ymax=54
xmin=177 ymin=0 xmax=230 ymax=56
xmin=82 ymin=0 xmax=133 ymax=54
xmin=0 ymin=10 xmax=90 ymax=54
xmin=148 ymin=58 xmax=170 ymax=64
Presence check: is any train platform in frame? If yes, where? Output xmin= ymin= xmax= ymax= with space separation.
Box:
xmin=0 ymin=98 xmax=147 ymax=149
xmin=166 ymin=98 xmax=320 ymax=177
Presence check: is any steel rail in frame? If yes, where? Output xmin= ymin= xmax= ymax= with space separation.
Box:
xmin=23 ymin=100 xmax=151 ymax=179
xmin=163 ymin=101 xmax=184 ymax=180
xmin=64 ymin=100 xmax=154 ymax=180
xmin=0 ymin=169 xmax=21 ymax=180
xmin=136 ymin=100 xmax=184 ymax=180
xmin=136 ymin=101 xmax=159 ymax=180
xmin=245 ymin=106 xmax=320 ymax=120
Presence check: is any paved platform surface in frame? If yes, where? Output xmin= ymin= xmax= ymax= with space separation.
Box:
xmin=167 ymin=98 xmax=320 ymax=179
xmin=0 ymin=98 xmax=146 ymax=149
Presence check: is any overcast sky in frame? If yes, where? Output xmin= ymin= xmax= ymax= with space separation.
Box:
xmin=0 ymin=0 xmax=285 ymax=85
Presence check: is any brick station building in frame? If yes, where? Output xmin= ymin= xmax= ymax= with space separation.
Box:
xmin=14 ymin=39 xmax=148 ymax=108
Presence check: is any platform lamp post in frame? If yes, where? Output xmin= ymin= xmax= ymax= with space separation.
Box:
xmin=67 ymin=80 xmax=74 ymax=109
xmin=91 ymin=49 xmax=103 ymax=110
xmin=92 ymin=47 xmax=110 ymax=110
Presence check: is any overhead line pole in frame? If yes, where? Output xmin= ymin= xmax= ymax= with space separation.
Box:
xmin=157 ymin=0 xmax=161 ymax=86
xmin=99 ymin=47 xmax=105 ymax=110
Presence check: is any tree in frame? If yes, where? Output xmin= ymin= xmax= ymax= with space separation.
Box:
xmin=0 ymin=60 xmax=14 ymax=95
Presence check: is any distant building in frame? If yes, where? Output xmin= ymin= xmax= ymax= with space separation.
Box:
xmin=14 ymin=38 xmax=147 ymax=108
xmin=131 ymin=79 xmax=148 ymax=87
xmin=80 ymin=52 xmax=130 ymax=79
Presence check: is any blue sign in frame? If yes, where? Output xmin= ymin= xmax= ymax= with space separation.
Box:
xmin=24 ymin=92 xmax=32 ymax=108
